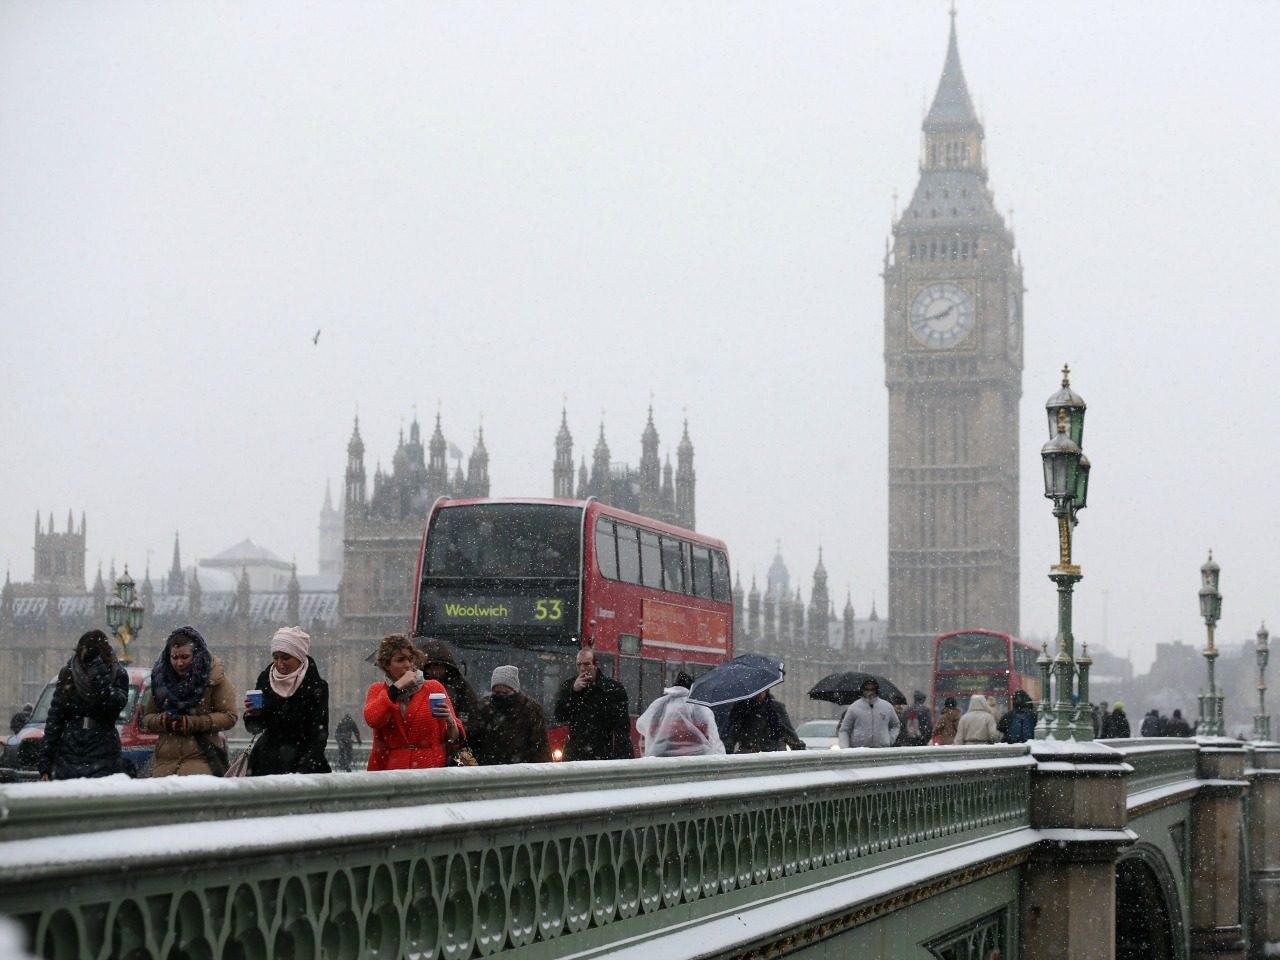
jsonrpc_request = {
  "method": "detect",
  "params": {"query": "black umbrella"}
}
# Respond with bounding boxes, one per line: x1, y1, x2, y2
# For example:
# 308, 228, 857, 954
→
688, 653, 785, 708
807, 671, 905, 706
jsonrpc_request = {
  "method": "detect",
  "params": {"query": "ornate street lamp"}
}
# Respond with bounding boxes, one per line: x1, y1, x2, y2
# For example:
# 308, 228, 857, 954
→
1195, 551, 1223, 737
1035, 365, 1093, 741
1255, 621, 1270, 741
104, 565, 145, 666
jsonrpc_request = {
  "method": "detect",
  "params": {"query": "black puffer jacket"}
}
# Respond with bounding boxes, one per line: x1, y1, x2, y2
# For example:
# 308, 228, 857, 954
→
40, 656, 129, 780
245, 658, 332, 775
723, 695, 805, 753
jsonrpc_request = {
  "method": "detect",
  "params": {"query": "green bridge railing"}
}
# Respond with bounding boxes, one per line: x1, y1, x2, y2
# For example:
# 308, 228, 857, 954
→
0, 746, 1037, 960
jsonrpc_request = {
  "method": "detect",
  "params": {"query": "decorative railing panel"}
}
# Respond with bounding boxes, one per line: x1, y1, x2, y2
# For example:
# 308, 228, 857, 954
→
1108, 740, 1200, 802
0, 747, 1035, 960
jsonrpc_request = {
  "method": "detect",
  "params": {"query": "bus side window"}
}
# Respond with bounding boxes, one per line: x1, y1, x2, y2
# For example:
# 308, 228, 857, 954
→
617, 524, 641, 584
689, 545, 713, 599
660, 536, 685, 594
640, 658, 663, 710
710, 550, 731, 602
619, 655, 643, 713
595, 518, 618, 580
639, 531, 662, 589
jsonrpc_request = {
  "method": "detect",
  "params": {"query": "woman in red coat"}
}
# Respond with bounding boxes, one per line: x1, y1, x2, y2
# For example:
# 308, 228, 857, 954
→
364, 635, 464, 771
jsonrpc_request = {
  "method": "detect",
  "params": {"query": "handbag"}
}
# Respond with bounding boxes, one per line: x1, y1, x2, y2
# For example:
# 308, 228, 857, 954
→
195, 732, 230, 777
225, 737, 257, 778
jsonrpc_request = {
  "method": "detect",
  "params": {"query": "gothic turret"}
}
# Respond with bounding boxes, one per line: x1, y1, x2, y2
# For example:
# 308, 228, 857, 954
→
576, 458, 589, 500
167, 532, 185, 596
237, 566, 251, 634
92, 564, 106, 622
345, 417, 367, 509
319, 480, 344, 578
466, 427, 490, 498
553, 409, 574, 499
675, 420, 695, 529
747, 576, 761, 642
287, 563, 301, 625
659, 457, 676, 524
426, 413, 449, 499
843, 592, 856, 653
2, 570, 14, 628
639, 406, 661, 517
188, 568, 203, 620
731, 572, 744, 641
808, 548, 831, 646
590, 424, 611, 501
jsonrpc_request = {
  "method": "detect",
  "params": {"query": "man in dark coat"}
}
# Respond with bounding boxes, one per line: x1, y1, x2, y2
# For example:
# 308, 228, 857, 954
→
40, 631, 129, 780
724, 691, 805, 753
1166, 709, 1193, 738
553, 649, 633, 760
334, 713, 362, 772
467, 665, 552, 765
1000, 690, 1038, 744
9, 703, 33, 736
1100, 702, 1131, 739
417, 637, 480, 724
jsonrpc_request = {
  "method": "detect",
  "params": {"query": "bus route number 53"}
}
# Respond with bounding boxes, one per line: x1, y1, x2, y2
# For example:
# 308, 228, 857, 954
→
534, 599, 563, 621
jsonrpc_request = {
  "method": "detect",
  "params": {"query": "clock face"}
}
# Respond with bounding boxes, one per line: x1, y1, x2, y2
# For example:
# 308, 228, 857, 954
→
909, 283, 974, 348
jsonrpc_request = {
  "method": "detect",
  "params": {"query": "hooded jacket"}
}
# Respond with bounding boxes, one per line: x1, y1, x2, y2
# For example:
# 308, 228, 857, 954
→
953, 695, 1000, 745
839, 695, 900, 748
142, 656, 238, 776
245, 656, 332, 775
418, 637, 480, 722
40, 654, 129, 779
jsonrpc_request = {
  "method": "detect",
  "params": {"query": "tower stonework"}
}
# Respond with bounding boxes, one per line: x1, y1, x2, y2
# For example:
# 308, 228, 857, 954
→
883, 16, 1023, 688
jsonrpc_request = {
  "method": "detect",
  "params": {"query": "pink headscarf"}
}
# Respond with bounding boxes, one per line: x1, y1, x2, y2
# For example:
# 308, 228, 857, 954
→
269, 626, 311, 698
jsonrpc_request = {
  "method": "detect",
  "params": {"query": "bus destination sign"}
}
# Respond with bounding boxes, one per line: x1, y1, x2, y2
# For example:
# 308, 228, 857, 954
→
424, 592, 577, 630
935, 672, 1009, 695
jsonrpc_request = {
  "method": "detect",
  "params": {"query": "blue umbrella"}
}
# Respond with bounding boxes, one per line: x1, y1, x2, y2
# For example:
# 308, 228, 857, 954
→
688, 653, 785, 708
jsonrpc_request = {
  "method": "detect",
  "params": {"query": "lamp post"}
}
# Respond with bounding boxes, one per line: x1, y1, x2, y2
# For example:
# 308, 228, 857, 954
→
104, 565, 145, 666
1195, 551, 1223, 737
1255, 621, 1270, 741
1035, 365, 1093, 741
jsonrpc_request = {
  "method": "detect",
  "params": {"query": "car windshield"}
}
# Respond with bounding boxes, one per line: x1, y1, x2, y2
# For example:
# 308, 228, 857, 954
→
796, 720, 838, 737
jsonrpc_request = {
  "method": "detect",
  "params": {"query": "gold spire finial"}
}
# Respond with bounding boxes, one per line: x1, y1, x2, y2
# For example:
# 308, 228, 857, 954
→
1061, 364, 1071, 387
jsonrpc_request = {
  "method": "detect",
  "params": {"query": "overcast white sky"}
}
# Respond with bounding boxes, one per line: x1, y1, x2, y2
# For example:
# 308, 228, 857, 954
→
2, 2, 1277, 672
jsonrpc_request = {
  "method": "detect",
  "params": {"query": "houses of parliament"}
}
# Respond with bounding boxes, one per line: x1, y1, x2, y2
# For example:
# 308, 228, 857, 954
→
0, 406, 708, 724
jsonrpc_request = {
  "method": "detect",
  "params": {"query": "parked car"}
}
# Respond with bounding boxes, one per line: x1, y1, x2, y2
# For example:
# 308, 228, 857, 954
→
4, 667, 158, 776
796, 718, 841, 751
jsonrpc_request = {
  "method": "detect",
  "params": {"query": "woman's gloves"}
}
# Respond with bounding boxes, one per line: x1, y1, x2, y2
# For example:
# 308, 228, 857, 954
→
161, 712, 193, 735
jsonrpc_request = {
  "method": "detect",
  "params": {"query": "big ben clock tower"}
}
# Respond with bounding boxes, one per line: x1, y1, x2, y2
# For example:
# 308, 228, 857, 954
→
884, 14, 1023, 688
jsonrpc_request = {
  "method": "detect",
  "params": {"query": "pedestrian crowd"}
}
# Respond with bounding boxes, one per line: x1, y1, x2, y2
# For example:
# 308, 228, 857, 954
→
26, 625, 1201, 783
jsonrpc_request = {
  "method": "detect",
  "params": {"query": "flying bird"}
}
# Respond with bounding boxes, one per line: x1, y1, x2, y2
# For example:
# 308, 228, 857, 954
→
312, 329, 321, 345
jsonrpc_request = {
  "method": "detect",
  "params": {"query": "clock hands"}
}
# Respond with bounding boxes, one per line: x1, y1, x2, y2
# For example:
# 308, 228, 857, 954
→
923, 302, 955, 324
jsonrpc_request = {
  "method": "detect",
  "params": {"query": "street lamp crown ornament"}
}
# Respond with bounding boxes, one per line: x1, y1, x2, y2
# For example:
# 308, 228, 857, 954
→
1045, 363, 1087, 446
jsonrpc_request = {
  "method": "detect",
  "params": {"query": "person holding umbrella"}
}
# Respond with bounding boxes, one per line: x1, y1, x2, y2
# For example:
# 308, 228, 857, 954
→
838, 678, 900, 748
688, 653, 805, 753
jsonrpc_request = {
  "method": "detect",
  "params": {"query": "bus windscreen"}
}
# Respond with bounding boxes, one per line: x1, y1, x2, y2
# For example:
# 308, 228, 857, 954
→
936, 632, 1010, 671
425, 503, 582, 579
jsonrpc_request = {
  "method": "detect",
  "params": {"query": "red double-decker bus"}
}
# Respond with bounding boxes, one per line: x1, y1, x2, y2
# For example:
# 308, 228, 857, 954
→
930, 629, 1041, 726
410, 497, 733, 743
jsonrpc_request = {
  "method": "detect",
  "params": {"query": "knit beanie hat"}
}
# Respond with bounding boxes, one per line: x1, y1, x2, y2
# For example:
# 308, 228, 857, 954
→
490, 665, 520, 693
272, 625, 311, 661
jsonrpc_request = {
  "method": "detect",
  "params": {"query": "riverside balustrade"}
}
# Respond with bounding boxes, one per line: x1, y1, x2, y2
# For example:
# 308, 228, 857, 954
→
0, 746, 1036, 960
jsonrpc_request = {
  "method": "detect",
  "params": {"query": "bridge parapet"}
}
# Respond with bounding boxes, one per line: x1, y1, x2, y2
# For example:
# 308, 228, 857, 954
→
0, 747, 1037, 960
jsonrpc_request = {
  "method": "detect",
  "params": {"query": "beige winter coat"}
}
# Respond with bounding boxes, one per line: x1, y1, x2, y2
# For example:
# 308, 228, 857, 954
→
952, 695, 1000, 745
142, 656, 238, 776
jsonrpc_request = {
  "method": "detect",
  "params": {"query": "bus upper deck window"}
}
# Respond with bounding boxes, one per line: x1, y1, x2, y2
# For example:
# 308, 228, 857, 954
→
595, 518, 619, 580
